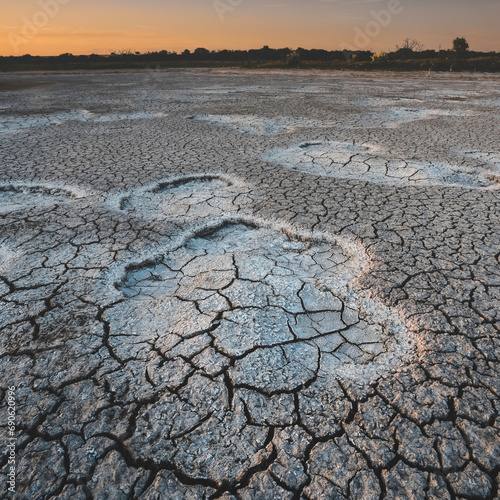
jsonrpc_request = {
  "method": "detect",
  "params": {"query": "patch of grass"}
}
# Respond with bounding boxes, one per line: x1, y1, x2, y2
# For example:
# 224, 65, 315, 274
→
1, 54, 500, 73
0, 81, 54, 91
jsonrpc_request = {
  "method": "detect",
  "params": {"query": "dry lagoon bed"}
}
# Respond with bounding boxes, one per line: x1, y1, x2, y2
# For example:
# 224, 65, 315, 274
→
0, 69, 500, 499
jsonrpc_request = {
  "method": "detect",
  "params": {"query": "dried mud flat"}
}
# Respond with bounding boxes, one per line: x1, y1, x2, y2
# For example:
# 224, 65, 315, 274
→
0, 69, 500, 499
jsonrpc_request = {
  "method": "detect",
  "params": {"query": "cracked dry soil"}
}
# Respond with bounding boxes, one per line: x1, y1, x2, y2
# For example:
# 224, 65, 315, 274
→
0, 69, 500, 499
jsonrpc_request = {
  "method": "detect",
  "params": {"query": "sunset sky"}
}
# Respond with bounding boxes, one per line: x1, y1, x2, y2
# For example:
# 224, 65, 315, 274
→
1, 0, 499, 57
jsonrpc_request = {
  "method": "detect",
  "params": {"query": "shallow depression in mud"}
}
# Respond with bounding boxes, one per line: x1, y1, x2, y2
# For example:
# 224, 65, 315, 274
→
0, 109, 167, 133
108, 218, 413, 393
0, 183, 85, 213
264, 141, 500, 189
115, 173, 250, 221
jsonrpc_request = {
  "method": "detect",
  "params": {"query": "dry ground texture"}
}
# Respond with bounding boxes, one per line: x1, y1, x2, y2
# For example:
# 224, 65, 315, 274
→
0, 68, 500, 499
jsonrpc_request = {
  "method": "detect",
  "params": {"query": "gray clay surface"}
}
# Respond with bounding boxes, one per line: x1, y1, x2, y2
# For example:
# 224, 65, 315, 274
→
0, 69, 499, 499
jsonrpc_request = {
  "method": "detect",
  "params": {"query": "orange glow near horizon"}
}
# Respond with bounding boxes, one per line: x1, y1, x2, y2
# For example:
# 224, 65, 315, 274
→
1, 0, 499, 57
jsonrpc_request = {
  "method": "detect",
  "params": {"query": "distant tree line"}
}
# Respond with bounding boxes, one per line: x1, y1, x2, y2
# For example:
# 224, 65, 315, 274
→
1, 38, 499, 72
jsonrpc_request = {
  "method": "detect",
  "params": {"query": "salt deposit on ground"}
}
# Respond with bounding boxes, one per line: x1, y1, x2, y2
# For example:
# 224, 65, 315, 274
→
1, 69, 499, 499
